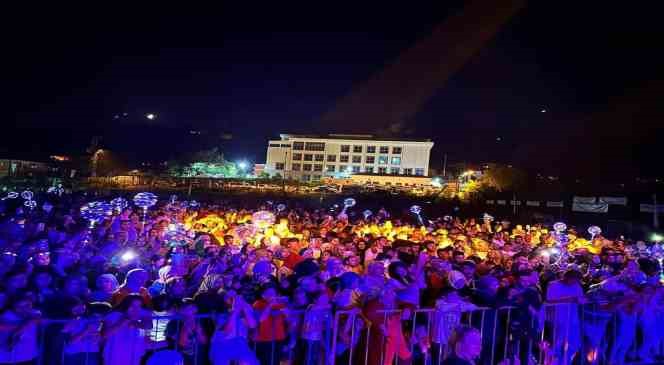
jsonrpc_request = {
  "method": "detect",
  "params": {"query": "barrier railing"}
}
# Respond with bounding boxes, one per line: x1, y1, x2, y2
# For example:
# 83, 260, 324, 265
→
1, 303, 662, 365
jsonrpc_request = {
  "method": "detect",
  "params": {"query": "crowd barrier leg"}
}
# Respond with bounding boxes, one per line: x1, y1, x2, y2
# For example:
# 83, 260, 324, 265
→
331, 312, 340, 365
503, 308, 511, 362
563, 303, 571, 365
425, 311, 432, 365
379, 312, 387, 365
349, 313, 357, 365
365, 324, 371, 365
490, 309, 498, 365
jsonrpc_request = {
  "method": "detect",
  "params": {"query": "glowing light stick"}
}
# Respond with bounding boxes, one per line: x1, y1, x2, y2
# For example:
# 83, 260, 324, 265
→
551, 222, 569, 267
80, 201, 113, 228
24, 200, 37, 209
47, 184, 64, 196
410, 205, 423, 225
170, 195, 178, 204
21, 191, 34, 201
133, 192, 158, 221
588, 226, 602, 240
188, 200, 200, 208
120, 250, 138, 263
2, 192, 18, 200
363, 210, 373, 219
110, 197, 128, 213
277, 204, 286, 213
340, 198, 356, 216
252, 210, 276, 226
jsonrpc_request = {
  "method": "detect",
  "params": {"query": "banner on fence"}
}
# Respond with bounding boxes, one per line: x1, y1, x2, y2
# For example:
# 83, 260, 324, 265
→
526, 201, 540, 207
573, 196, 596, 204
640, 204, 664, 213
496, 200, 506, 205
599, 196, 628, 206
572, 202, 609, 213
546, 201, 564, 207
510, 200, 521, 205
486, 200, 495, 205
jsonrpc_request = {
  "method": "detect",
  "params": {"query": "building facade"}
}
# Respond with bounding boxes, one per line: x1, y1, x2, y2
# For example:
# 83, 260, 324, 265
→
0, 159, 52, 177
264, 134, 434, 182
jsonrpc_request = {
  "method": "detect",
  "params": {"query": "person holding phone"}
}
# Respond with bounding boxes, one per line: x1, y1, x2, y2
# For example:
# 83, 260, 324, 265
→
211, 291, 258, 365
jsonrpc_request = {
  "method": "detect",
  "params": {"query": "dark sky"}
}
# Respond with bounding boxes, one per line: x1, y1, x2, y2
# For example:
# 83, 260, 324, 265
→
3, 2, 663, 182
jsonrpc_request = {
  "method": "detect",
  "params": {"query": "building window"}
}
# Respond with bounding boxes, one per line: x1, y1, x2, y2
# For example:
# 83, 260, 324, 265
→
275, 163, 285, 170
378, 156, 388, 164
391, 157, 401, 165
292, 153, 302, 161
390, 167, 400, 175
339, 165, 348, 173
352, 156, 362, 163
327, 155, 336, 162
378, 167, 387, 174
365, 156, 375, 164
314, 164, 323, 172
304, 142, 325, 151
392, 146, 402, 154
415, 168, 425, 176
292, 163, 301, 171
303, 164, 312, 171
340, 145, 350, 153
403, 168, 413, 175
304, 154, 313, 161
379, 146, 389, 154
327, 165, 336, 172
366, 146, 376, 154
353, 145, 363, 153
315, 154, 324, 162
293, 142, 304, 150
302, 174, 311, 181
364, 166, 374, 173
280, 144, 291, 148
340, 155, 349, 163
269, 144, 281, 147
312, 175, 321, 181
352, 165, 361, 173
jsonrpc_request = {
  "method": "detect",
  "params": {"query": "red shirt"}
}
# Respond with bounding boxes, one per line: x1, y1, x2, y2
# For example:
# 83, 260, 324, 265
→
111, 287, 152, 308
283, 252, 304, 270
253, 300, 287, 341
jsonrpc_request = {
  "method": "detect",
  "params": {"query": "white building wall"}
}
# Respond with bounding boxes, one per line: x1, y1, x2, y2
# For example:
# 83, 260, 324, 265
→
264, 135, 433, 181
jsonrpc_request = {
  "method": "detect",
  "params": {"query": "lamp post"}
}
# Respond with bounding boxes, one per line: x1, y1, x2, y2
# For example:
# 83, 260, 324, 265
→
282, 151, 288, 194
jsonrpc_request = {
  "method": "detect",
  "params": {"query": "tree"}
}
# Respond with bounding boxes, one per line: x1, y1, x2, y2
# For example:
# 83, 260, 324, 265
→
168, 148, 239, 178
480, 165, 527, 192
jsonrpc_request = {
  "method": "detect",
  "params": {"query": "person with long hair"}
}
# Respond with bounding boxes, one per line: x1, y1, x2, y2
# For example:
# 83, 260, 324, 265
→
102, 294, 152, 365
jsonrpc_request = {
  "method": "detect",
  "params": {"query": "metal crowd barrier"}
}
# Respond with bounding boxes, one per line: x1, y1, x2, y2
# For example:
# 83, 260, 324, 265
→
2, 303, 663, 365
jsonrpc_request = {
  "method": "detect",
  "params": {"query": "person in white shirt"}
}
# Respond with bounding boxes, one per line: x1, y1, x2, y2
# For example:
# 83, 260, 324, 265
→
545, 270, 585, 365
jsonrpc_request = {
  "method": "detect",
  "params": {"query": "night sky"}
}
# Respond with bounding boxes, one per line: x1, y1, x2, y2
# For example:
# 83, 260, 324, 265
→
4, 2, 663, 183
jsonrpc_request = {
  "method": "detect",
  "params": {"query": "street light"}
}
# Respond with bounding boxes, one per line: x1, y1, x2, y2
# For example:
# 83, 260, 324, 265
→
237, 161, 248, 170
146, 113, 156, 120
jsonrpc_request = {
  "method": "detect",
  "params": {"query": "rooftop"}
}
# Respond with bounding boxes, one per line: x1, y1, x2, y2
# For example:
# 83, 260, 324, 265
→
279, 133, 433, 143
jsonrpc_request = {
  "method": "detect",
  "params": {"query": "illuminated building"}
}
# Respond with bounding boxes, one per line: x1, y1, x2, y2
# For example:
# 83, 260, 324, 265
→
264, 134, 434, 182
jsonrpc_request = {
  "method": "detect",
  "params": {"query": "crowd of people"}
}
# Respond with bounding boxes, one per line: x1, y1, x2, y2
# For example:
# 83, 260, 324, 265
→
0, 190, 663, 365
